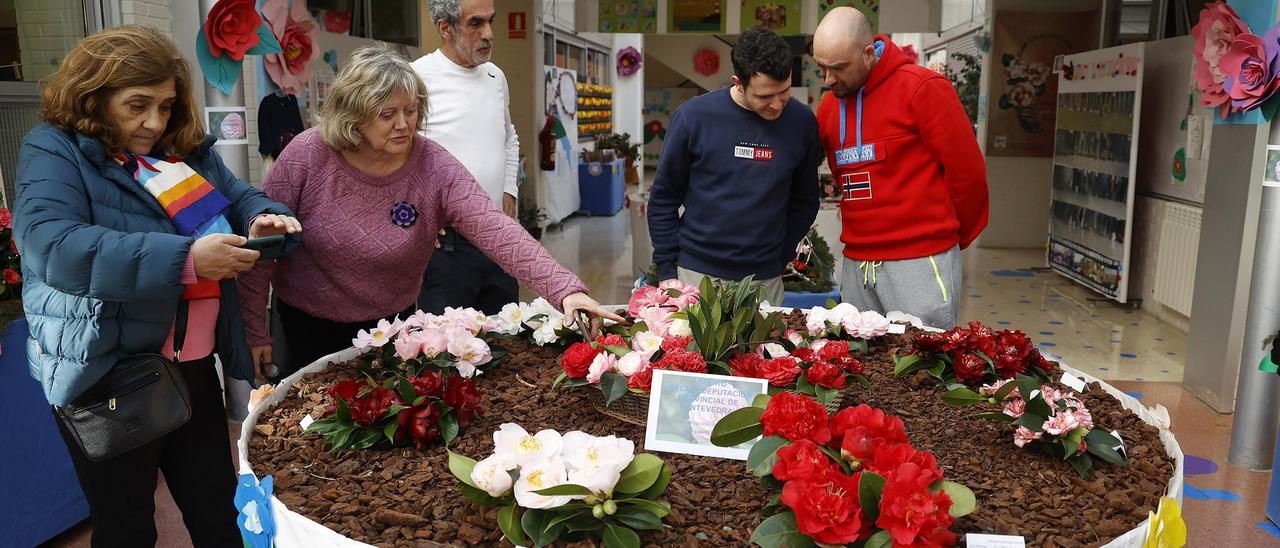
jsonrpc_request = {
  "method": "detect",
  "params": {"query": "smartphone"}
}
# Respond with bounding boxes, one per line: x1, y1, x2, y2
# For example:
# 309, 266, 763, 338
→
241, 235, 285, 262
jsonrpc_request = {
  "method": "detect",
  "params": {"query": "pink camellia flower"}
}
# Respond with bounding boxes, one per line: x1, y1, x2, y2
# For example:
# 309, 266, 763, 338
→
587, 352, 618, 383
1013, 426, 1042, 448
419, 329, 449, 358
394, 331, 426, 361
1192, 1, 1249, 113
1042, 410, 1082, 437
841, 310, 890, 339
784, 330, 805, 346
627, 286, 667, 316
657, 279, 700, 308
635, 306, 673, 337
1073, 405, 1095, 430
616, 351, 648, 376
448, 335, 492, 377
1222, 31, 1280, 112
980, 379, 1019, 399
1003, 398, 1026, 419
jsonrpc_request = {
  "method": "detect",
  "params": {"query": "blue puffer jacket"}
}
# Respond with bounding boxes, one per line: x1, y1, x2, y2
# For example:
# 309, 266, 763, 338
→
14, 123, 300, 406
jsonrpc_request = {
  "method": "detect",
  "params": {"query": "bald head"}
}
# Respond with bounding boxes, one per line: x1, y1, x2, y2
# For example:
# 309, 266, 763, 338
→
812, 7, 877, 98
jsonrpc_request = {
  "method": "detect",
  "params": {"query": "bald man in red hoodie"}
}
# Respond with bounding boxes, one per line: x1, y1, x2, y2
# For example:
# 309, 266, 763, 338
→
813, 7, 989, 329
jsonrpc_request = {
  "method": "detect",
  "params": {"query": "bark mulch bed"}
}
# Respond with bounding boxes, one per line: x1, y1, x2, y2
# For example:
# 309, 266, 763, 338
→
248, 313, 1175, 548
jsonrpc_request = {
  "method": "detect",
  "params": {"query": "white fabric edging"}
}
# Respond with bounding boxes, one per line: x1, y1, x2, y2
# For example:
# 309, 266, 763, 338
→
237, 314, 1183, 547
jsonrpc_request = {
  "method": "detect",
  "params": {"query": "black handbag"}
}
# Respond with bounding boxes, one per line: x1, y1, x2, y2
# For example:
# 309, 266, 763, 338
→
55, 300, 194, 462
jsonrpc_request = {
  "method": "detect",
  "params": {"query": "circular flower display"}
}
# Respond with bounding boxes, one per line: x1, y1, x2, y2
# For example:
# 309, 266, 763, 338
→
693, 48, 720, 76
1192, 1, 1249, 112
616, 46, 642, 77
205, 0, 262, 61
390, 201, 418, 228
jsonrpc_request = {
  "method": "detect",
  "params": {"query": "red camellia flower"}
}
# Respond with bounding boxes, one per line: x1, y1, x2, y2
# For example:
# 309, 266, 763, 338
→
869, 444, 944, 487
409, 371, 443, 397
829, 405, 909, 463
3, 269, 20, 286
790, 347, 817, 363
912, 332, 946, 353
1031, 348, 1058, 376
952, 352, 987, 384
443, 374, 485, 429
818, 340, 851, 362
729, 352, 765, 378
348, 388, 396, 427
877, 463, 956, 548
397, 402, 442, 449
996, 330, 1033, 359
941, 328, 969, 353
661, 335, 694, 352
204, 0, 263, 61
773, 439, 840, 482
596, 333, 627, 348
654, 349, 707, 373
693, 48, 720, 76
328, 380, 361, 402
0, 208, 12, 229
627, 366, 655, 392
760, 357, 802, 387
561, 341, 600, 378
761, 392, 832, 444
806, 360, 847, 389
780, 473, 871, 545
843, 357, 866, 375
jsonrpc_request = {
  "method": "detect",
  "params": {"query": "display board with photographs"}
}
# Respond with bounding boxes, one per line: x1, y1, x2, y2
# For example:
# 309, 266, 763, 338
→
1049, 43, 1143, 303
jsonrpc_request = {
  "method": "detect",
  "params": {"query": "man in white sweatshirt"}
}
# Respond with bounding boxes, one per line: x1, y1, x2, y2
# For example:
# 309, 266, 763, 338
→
414, 0, 521, 314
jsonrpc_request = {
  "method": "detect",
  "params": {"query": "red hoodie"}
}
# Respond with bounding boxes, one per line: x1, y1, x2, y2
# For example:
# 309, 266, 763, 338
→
817, 36, 989, 262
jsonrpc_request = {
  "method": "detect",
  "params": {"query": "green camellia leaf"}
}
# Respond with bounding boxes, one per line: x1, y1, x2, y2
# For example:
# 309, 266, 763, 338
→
941, 387, 985, 406
892, 354, 922, 376
448, 450, 479, 487
457, 483, 502, 506
1085, 429, 1127, 465
636, 464, 672, 500
615, 454, 663, 494
604, 345, 631, 357
521, 509, 563, 547
752, 393, 773, 409
612, 506, 664, 530
622, 498, 671, 518
1068, 453, 1094, 477
814, 385, 838, 404
864, 530, 892, 548
710, 406, 764, 447
383, 420, 399, 443
747, 436, 790, 477
858, 471, 886, 522
973, 411, 1016, 422
994, 379, 1020, 401
601, 371, 630, 406
532, 483, 595, 497
1012, 412, 1046, 433
603, 523, 641, 548
441, 411, 459, 446
940, 481, 977, 517
543, 509, 592, 535
750, 511, 814, 548
498, 505, 526, 545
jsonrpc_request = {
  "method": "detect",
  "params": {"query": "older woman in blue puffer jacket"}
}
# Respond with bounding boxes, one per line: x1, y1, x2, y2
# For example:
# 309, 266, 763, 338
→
14, 26, 301, 547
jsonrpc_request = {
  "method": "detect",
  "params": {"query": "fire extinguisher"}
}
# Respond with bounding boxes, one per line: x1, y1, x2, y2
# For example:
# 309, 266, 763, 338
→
539, 115, 557, 171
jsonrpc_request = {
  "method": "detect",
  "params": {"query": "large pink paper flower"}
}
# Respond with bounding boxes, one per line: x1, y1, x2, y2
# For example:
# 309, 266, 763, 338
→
262, 0, 319, 95
1223, 31, 1280, 112
1192, 2, 1249, 113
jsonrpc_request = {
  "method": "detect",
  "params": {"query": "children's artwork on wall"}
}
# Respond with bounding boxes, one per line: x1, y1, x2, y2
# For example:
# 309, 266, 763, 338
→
668, 0, 726, 33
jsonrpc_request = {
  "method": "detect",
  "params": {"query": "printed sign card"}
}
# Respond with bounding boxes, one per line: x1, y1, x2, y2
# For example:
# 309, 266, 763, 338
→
643, 370, 769, 460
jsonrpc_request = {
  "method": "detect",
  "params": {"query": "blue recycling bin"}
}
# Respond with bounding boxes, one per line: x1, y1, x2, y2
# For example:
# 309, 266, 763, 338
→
783, 286, 842, 309
0, 318, 90, 546
578, 159, 625, 216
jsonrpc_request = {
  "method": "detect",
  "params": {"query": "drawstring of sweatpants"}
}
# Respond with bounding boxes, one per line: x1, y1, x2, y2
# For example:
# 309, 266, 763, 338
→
860, 260, 883, 287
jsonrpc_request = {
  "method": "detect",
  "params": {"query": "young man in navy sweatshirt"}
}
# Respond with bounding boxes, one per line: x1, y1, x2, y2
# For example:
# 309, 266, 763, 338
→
647, 27, 821, 305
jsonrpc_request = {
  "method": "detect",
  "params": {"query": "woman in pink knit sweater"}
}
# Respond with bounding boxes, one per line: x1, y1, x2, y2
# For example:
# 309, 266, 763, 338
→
239, 44, 620, 378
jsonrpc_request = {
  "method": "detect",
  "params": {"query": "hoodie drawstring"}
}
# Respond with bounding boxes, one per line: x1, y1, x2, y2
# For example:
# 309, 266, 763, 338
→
860, 260, 883, 288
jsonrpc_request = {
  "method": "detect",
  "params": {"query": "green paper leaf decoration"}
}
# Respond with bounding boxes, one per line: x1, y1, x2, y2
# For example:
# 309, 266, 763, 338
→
196, 28, 243, 96
245, 23, 283, 55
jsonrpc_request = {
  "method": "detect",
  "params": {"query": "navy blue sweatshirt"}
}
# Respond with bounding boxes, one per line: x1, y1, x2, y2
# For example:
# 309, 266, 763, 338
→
648, 87, 821, 282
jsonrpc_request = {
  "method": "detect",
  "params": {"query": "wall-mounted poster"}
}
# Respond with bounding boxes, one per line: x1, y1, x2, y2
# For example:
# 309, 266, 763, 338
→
668, 0, 726, 33
986, 10, 1098, 157
817, 0, 878, 33
1049, 43, 1144, 304
643, 88, 700, 164
741, 0, 803, 34
598, 0, 658, 33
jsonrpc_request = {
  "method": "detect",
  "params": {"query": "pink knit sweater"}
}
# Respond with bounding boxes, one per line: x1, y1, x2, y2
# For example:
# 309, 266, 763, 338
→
238, 129, 587, 346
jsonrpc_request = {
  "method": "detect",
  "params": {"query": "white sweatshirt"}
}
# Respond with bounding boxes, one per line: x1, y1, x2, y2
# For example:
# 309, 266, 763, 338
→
411, 49, 519, 204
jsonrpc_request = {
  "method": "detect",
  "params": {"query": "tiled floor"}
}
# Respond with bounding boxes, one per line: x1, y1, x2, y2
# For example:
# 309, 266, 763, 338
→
44, 212, 1280, 547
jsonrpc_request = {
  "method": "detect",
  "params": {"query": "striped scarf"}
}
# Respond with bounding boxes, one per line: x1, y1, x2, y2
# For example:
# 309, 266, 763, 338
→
120, 153, 233, 300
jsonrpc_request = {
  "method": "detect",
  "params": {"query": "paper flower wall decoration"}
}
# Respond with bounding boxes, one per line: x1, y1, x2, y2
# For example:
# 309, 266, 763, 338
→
1192, 2, 1249, 114
196, 0, 282, 96
617, 46, 642, 77
693, 48, 720, 76
262, 0, 321, 96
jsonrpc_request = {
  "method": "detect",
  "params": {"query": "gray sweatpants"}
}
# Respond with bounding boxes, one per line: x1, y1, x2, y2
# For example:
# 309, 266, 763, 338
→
839, 245, 962, 329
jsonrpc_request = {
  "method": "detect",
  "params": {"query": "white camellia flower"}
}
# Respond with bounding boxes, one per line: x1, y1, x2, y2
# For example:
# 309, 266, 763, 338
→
616, 351, 648, 376
561, 431, 635, 496
513, 459, 572, 509
493, 303, 526, 335
494, 423, 563, 466
828, 303, 860, 325
668, 318, 692, 337
761, 343, 789, 359
352, 318, 397, 351
809, 339, 828, 354
805, 306, 830, 336
471, 453, 516, 497
631, 330, 665, 357
531, 316, 564, 346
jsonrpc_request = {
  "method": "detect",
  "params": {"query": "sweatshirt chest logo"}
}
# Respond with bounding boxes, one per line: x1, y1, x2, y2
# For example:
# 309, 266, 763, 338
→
841, 172, 872, 201
733, 142, 774, 161
835, 144, 876, 166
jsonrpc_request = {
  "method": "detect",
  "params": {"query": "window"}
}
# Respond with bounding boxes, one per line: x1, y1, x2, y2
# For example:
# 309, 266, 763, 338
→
308, 0, 419, 46
0, 0, 88, 82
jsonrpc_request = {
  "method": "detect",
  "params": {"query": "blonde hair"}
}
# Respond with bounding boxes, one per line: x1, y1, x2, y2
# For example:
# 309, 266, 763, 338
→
319, 44, 428, 150
41, 25, 205, 157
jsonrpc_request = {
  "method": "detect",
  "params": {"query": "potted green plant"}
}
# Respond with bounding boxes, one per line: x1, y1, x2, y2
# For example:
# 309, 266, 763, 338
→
594, 133, 641, 184
519, 204, 549, 240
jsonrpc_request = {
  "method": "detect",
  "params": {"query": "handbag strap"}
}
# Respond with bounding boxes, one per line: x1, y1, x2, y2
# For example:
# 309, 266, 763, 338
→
173, 299, 190, 362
